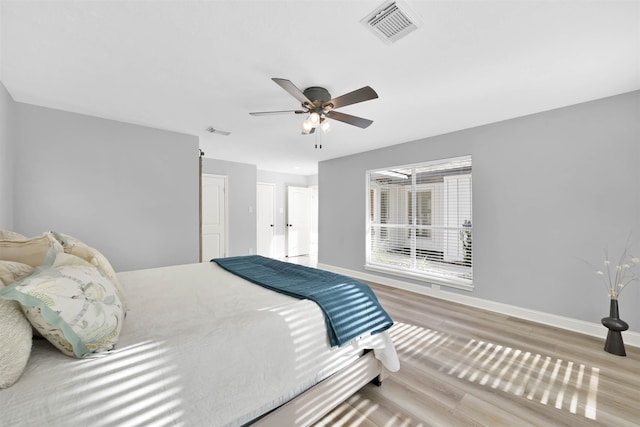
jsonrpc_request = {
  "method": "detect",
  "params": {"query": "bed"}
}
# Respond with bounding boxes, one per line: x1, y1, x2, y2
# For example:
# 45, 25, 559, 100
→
0, 233, 399, 427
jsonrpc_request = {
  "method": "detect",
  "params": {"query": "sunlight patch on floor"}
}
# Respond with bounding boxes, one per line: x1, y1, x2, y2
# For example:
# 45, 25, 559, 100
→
389, 322, 600, 421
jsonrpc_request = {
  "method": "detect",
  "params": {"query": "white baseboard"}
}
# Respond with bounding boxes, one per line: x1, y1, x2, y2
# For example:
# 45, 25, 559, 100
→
318, 263, 640, 348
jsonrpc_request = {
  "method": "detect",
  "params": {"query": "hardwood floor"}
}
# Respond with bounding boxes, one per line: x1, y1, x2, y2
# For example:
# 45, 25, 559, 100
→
314, 282, 640, 426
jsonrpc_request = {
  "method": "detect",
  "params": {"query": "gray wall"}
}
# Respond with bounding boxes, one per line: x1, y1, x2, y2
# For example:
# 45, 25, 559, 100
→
257, 170, 316, 258
202, 158, 257, 257
13, 103, 200, 272
0, 81, 14, 230
319, 91, 640, 332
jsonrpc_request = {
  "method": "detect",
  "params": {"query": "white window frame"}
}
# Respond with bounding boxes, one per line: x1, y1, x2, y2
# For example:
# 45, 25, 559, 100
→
365, 156, 473, 291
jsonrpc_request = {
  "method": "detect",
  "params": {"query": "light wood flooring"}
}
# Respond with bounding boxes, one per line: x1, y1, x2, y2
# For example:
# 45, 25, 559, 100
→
314, 282, 640, 427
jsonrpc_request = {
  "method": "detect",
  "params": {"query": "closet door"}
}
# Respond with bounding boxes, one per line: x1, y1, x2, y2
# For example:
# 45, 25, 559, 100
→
257, 183, 275, 257
286, 186, 311, 257
201, 174, 227, 261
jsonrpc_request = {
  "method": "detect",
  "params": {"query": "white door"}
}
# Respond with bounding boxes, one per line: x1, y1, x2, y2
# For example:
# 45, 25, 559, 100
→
310, 185, 318, 256
287, 186, 311, 257
256, 183, 275, 257
201, 174, 227, 261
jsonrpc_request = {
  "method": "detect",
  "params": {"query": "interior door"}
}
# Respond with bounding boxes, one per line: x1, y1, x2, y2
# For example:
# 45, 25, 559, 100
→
310, 185, 318, 256
256, 183, 275, 257
201, 174, 227, 261
287, 186, 311, 257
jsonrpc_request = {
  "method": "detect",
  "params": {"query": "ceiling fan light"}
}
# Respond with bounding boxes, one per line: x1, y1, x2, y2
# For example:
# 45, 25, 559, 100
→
320, 119, 331, 133
308, 112, 320, 126
302, 119, 313, 132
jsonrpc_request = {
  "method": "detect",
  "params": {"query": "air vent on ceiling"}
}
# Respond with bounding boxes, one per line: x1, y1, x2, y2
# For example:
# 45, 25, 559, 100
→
206, 126, 231, 136
361, 0, 421, 44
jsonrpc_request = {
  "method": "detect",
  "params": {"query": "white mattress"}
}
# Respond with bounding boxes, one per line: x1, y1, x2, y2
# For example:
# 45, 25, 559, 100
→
0, 262, 398, 427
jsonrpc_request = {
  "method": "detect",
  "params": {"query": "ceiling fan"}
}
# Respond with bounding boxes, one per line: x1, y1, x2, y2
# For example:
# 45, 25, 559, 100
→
250, 78, 378, 134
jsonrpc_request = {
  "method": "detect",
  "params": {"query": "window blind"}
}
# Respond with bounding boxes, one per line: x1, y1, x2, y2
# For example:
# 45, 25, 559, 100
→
366, 156, 473, 289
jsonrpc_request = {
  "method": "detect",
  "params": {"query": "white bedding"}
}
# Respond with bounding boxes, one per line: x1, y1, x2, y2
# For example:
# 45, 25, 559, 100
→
0, 262, 398, 427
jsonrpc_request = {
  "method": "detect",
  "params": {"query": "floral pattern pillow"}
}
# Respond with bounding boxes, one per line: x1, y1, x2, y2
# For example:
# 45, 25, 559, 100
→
50, 231, 128, 310
0, 248, 125, 358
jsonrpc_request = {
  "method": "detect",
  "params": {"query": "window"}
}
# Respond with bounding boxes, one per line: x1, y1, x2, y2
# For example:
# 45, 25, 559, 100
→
366, 156, 473, 290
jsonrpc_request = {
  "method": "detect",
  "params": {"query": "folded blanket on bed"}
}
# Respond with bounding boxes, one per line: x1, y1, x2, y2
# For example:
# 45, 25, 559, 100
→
212, 255, 393, 347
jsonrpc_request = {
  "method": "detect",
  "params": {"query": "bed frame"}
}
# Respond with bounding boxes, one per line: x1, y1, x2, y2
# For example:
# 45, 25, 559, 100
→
252, 351, 386, 426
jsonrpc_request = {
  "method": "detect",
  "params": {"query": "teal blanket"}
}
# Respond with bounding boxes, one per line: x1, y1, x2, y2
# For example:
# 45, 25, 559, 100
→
212, 256, 393, 347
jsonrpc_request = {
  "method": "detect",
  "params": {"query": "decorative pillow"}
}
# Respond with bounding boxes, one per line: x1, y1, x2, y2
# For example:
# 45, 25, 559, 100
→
0, 261, 35, 286
50, 231, 128, 310
0, 263, 33, 389
0, 295, 33, 388
0, 233, 59, 268
0, 248, 125, 358
0, 230, 28, 241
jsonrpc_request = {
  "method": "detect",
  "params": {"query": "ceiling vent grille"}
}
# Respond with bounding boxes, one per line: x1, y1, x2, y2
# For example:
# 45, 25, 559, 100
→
361, 0, 421, 44
206, 126, 231, 136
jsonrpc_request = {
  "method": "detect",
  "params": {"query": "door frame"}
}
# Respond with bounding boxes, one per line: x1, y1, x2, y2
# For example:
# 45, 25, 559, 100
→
200, 173, 229, 261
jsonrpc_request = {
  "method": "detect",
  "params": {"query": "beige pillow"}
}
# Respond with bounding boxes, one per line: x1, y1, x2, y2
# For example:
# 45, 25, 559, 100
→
0, 298, 33, 388
50, 232, 128, 310
0, 230, 28, 241
0, 263, 33, 388
0, 261, 35, 286
0, 234, 58, 267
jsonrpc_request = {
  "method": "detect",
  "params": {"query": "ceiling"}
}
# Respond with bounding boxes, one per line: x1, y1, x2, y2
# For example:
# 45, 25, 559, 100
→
1, 1, 639, 175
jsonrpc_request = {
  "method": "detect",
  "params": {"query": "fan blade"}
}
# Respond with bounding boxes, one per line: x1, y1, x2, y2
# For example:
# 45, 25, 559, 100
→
272, 78, 316, 108
325, 110, 373, 129
323, 86, 378, 110
250, 109, 306, 116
